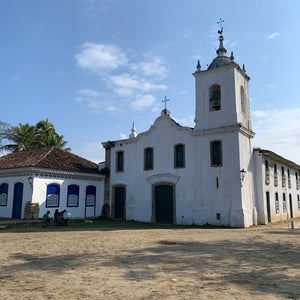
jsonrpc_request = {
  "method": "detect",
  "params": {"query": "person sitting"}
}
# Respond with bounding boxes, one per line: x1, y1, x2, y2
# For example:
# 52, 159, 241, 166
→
54, 209, 64, 225
43, 211, 53, 226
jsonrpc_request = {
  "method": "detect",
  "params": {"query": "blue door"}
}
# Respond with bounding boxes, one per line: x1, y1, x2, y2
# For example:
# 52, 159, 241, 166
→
12, 182, 24, 219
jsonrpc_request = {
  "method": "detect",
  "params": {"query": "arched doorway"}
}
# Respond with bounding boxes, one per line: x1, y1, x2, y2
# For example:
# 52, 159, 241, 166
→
12, 182, 24, 219
154, 184, 174, 224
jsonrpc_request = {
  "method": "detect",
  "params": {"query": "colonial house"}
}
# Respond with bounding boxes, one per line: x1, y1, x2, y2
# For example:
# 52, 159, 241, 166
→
100, 29, 300, 227
0, 147, 104, 220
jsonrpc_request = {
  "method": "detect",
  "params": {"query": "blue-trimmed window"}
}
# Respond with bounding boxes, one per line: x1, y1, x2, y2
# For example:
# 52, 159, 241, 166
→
67, 184, 79, 207
0, 183, 8, 206
46, 183, 60, 207
174, 144, 185, 168
86, 185, 96, 207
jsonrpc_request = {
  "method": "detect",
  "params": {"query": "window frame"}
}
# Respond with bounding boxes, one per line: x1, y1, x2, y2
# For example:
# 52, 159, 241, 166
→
85, 185, 96, 207
67, 184, 79, 207
116, 151, 124, 172
174, 143, 185, 168
210, 140, 222, 167
144, 147, 154, 170
209, 84, 221, 112
0, 183, 8, 206
46, 183, 60, 208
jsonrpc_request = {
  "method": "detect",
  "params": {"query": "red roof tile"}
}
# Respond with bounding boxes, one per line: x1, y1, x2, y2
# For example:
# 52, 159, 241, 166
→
0, 147, 100, 174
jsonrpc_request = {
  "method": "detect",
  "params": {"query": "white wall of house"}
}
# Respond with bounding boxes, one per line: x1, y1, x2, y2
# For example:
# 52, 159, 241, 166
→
0, 172, 104, 219
253, 151, 300, 224
0, 174, 32, 219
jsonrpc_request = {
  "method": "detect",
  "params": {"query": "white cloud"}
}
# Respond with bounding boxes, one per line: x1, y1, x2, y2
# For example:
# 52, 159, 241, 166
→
76, 90, 120, 114
77, 89, 102, 97
109, 73, 167, 96
131, 94, 156, 110
252, 108, 300, 164
75, 42, 128, 73
75, 44, 168, 113
266, 32, 280, 40
131, 57, 167, 78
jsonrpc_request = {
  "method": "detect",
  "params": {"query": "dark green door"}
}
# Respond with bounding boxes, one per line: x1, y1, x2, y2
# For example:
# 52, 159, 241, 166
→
155, 185, 173, 224
12, 182, 24, 219
114, 186, 125, 219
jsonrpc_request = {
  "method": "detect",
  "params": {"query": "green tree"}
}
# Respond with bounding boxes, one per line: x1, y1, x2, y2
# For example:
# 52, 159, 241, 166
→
35, 118, 70, 150
1, 123, 37, 152
0, 119, 70, 152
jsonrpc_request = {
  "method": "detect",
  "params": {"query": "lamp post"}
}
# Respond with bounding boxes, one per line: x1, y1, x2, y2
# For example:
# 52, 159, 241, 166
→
28, 175, 34, 194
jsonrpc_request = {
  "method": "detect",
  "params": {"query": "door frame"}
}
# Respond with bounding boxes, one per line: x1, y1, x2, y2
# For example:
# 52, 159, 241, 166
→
12, 182, 24, 219
112, 185, 126, 219
152, 183, 175, 224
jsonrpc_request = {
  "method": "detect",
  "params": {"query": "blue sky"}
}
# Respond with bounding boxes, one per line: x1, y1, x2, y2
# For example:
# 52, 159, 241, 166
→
1, 0, 300, 163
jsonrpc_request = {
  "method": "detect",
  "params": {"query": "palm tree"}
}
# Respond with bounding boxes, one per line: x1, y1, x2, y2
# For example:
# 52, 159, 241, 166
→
1, 123, 37, 152
39, 132, 70, 151
0, 119, 70, 152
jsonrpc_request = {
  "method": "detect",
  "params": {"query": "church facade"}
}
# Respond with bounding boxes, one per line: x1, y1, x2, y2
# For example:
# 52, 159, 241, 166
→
101, 29, 300, 227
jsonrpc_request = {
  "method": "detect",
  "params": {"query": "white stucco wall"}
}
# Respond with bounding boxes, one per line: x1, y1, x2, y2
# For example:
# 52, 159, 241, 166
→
109, 111, 256, 227
253, 150, 300, 224
0, 172, 104, 219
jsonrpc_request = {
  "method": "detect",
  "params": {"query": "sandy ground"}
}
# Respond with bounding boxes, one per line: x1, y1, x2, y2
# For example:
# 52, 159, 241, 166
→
0, 221, 300, 300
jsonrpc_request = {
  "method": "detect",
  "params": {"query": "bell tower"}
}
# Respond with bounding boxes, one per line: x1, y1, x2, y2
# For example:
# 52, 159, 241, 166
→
193, 21, 252, 132
192, 20, 256, 227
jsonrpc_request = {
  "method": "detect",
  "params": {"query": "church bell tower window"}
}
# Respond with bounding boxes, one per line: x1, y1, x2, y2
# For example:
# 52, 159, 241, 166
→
210, 140, 222, 167
209, 84, 221, 111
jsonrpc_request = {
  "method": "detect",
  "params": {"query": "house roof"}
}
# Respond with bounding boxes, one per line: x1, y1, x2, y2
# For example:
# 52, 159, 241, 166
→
0, 147, 100, 175
254, 148, 300, 170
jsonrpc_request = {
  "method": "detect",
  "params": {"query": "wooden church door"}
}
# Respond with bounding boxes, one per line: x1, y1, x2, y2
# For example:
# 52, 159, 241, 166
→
114, 186, 125, 219
155, 185, 174, 224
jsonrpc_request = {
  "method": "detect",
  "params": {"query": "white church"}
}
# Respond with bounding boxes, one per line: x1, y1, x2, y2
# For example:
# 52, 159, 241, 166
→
0, 26, 299, 227
101, 27, 300, 227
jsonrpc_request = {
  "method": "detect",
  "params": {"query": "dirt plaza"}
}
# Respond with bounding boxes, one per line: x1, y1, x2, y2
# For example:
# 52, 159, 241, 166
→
0, 220, 299, 300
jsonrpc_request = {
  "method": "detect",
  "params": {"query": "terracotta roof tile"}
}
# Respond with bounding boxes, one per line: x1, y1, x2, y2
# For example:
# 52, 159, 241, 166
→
0, 147, 100, 174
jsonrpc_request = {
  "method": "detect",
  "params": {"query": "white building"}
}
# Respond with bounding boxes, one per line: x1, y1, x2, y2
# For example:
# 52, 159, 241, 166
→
101, 29, 300, 227
0, 147, 104, 220
1, 29, 299, 226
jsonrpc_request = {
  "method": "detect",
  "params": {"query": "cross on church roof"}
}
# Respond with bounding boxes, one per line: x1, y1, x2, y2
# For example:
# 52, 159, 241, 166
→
162, 96, 170, 110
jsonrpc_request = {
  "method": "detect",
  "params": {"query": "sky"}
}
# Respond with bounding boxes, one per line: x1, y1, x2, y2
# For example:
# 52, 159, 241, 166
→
1, 0, 300, 164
